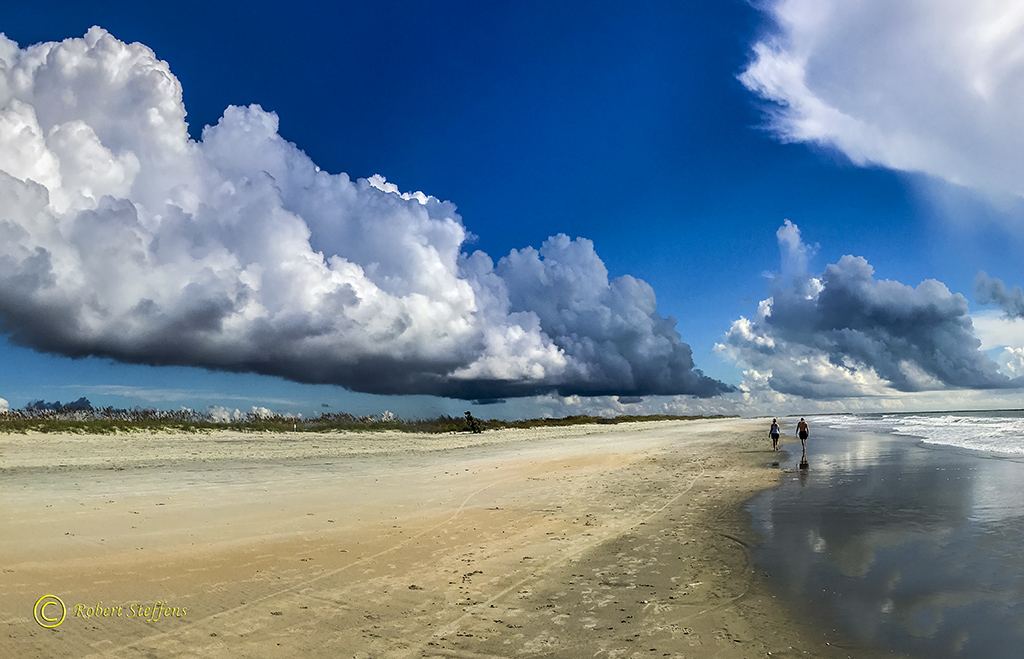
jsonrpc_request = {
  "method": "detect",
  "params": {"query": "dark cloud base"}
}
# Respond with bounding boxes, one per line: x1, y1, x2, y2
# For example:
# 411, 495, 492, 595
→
2, 327, 732, 401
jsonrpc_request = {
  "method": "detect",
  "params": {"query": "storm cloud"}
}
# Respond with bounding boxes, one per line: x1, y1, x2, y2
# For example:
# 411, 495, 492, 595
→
0, 28, 730, 400
718, 222, 1012, 398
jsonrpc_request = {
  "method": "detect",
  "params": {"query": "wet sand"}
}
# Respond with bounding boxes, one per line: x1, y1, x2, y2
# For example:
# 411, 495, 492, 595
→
1, 419, 893, 658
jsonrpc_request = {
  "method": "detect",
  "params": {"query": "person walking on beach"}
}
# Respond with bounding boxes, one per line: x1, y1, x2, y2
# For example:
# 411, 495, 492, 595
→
796, 418, 809, 450
769, 418, 781, 451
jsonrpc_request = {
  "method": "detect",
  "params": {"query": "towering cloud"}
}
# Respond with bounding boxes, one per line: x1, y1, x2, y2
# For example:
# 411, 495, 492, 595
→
718, 222, 1012, 399
741, 0, 1024, 199
0, 28, 729, 400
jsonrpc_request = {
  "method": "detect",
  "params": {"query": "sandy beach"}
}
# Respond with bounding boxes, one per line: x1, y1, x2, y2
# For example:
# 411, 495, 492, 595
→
1, 418, 893, 658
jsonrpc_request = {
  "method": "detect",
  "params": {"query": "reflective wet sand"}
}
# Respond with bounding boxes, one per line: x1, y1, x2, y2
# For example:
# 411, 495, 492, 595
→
749, 424, 1024, 658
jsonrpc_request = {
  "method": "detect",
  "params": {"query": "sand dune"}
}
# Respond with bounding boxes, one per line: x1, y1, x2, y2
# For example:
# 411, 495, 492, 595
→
1, 419, 889, 657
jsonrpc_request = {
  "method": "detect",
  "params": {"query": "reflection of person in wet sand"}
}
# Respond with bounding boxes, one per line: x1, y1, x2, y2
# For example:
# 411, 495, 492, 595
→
769, 418, 780, 451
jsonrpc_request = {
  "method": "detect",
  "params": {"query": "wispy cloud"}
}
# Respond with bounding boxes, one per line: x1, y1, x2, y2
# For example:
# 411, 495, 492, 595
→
741, 0, 1024, 200
60, 384, 301, 409
0, 28, 730, 401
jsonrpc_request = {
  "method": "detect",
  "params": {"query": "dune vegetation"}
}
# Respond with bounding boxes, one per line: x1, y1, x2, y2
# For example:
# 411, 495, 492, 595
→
0, 404, 731, 435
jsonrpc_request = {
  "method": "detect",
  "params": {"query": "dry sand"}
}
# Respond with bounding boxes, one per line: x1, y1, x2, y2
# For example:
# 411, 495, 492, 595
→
1, 418, 892, 658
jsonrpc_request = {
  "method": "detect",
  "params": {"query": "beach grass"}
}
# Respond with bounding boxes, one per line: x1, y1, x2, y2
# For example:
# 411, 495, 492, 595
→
0, 407, 734, 435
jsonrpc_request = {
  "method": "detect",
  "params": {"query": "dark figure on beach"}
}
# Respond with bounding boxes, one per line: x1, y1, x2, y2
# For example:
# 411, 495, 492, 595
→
796, 417, 809, 469
769, 419, 781, 451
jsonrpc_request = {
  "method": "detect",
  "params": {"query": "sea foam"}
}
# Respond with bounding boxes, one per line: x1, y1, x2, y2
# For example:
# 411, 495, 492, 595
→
817, 412, 1024, 456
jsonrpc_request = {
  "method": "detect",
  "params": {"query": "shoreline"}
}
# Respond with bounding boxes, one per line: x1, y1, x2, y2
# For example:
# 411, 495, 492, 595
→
2, 418, 895, 658
752, 414, 1024, 658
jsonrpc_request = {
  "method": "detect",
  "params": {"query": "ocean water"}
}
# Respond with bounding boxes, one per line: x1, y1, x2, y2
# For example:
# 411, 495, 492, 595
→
747, 411, 1024, 658
827, 410, 1024, 456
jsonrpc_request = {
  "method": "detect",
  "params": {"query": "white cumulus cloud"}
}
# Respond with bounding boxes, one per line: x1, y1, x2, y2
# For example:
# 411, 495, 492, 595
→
0, 27, 730, 401
741, 0, 1024, 199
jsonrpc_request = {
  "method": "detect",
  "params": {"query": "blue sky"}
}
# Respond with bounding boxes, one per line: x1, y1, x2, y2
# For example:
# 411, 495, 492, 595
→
2, 0, 1024, 419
